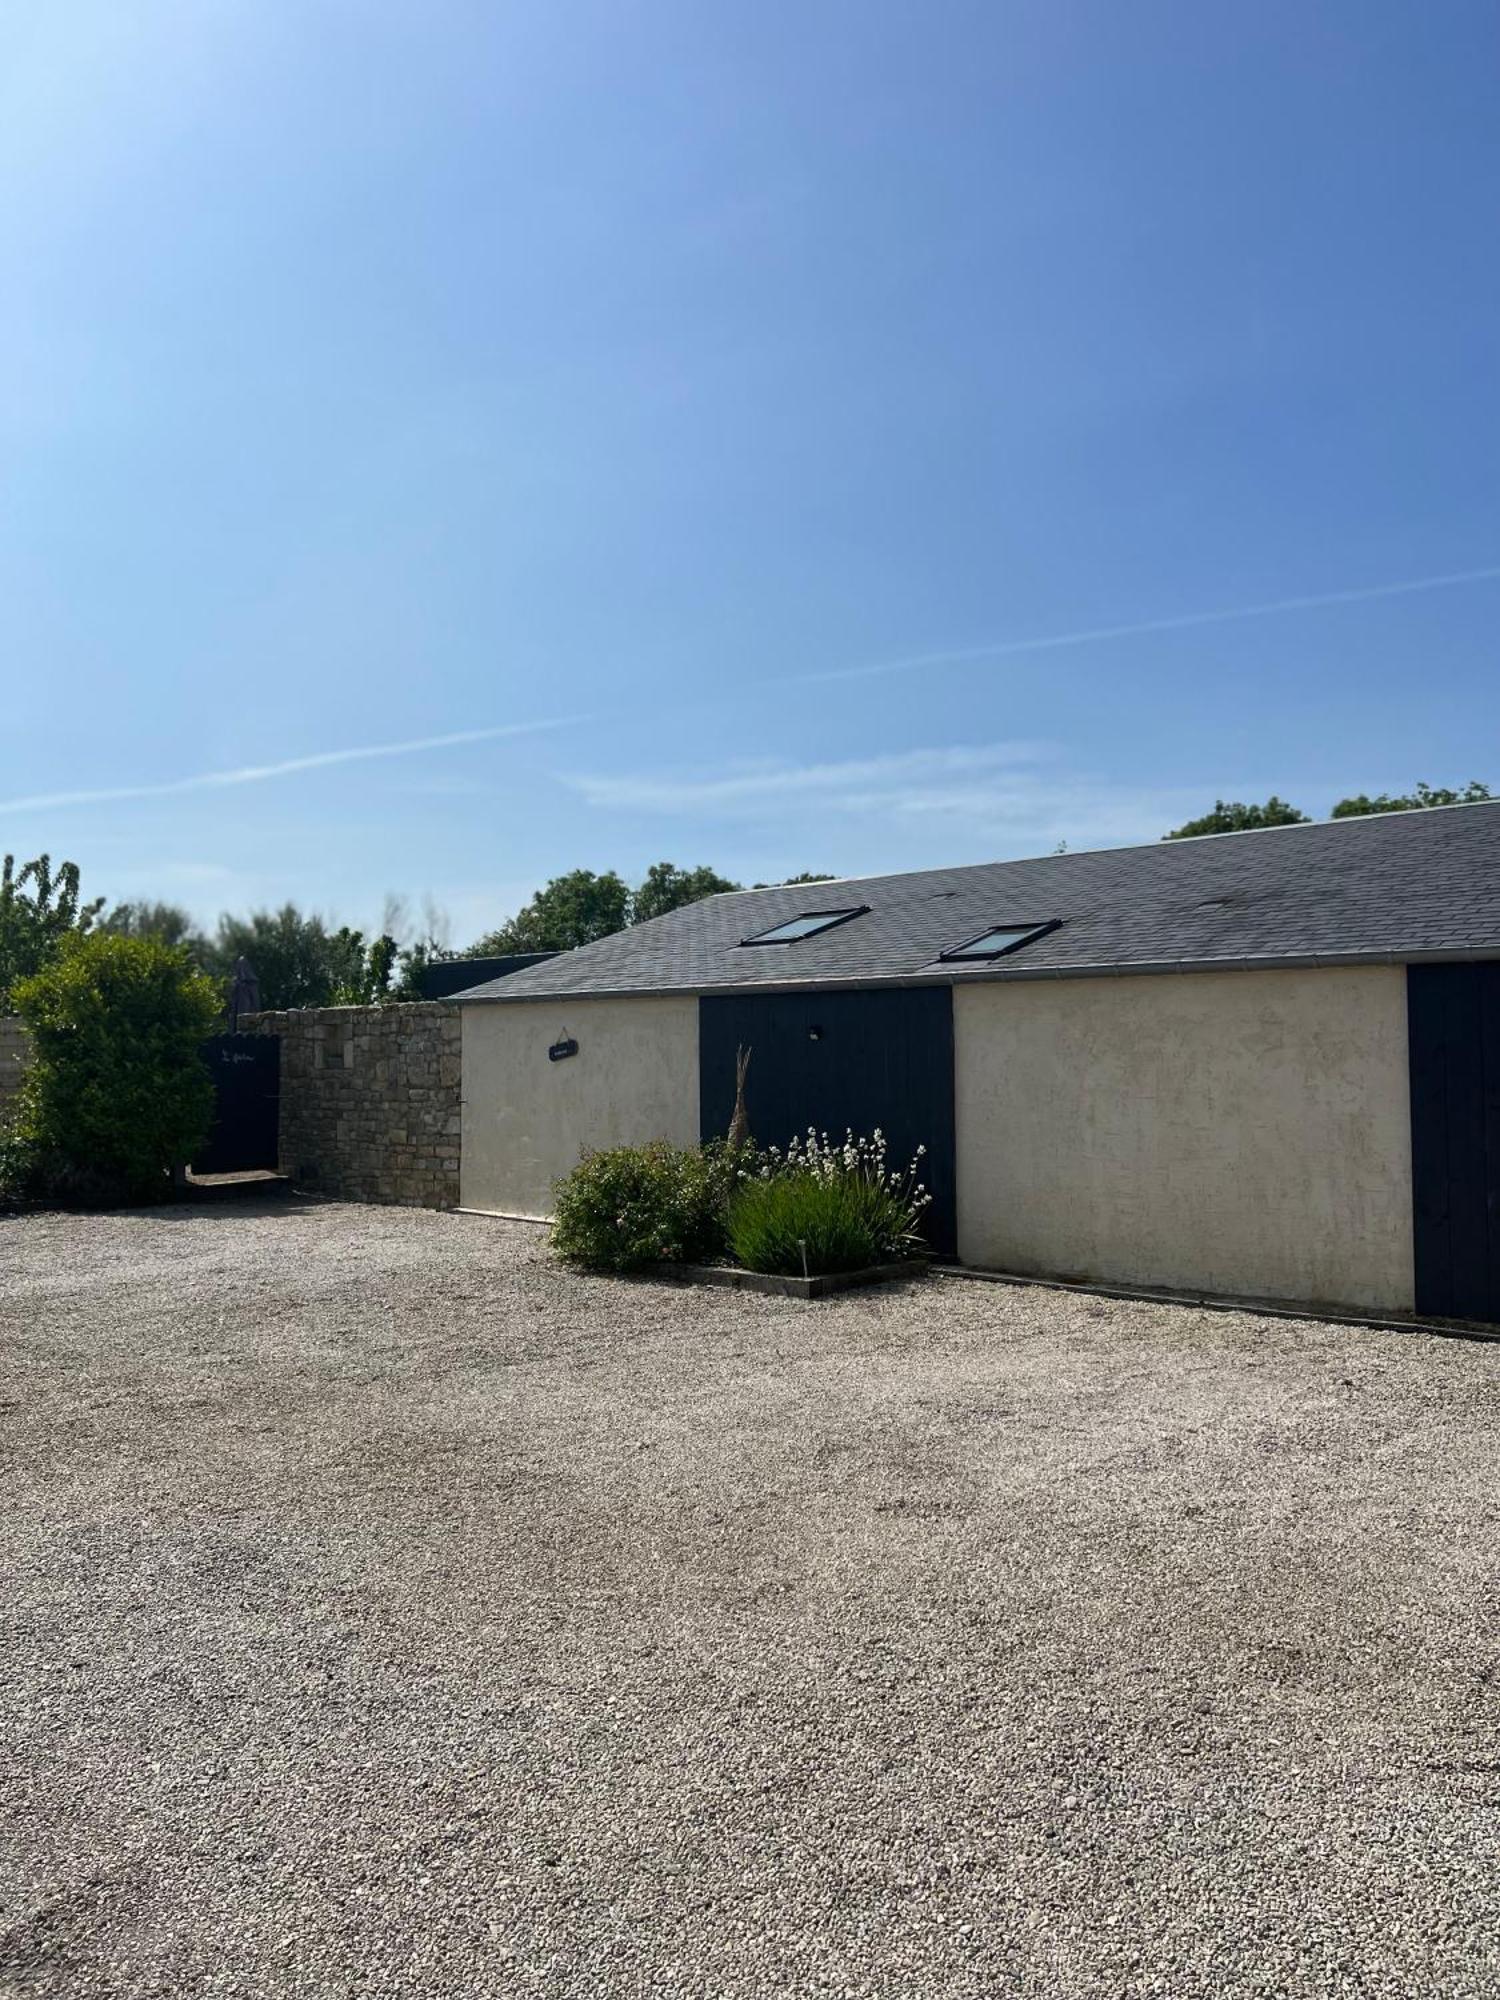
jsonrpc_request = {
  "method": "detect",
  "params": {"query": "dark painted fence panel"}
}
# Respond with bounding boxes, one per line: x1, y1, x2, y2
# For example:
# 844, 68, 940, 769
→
1408, 964, 1500, 1322
195, 1034, 280, 1175
699, 986, 957, 1258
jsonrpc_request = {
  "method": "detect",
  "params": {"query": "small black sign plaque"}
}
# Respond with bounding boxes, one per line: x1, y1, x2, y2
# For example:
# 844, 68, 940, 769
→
548, 1037, 578, 1063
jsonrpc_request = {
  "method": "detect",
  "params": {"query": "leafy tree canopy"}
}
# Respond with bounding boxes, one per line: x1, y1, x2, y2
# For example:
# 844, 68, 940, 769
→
100, 900, 205, 954
0, 853, 104, 1011
326, 928, 400, 1006
1165, 781, 1493, 840
1331, 780, 1492, 818
471, 869, 633, 955
1164, 797, 1311, 840
207, 905, 358, 1012
467, 862, 838, 954
633, 862, 741, 926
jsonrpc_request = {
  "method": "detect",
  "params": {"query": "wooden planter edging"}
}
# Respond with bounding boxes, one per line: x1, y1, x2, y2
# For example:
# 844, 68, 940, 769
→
658, 1258, 929, 1300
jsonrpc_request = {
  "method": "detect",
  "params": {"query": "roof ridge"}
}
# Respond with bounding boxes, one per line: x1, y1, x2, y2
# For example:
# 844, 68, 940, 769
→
454, 795, 1500, 1003
707, 794, 1500, 900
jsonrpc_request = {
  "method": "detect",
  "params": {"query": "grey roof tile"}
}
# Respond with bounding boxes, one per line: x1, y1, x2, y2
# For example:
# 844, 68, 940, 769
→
454, 802, 1500, 1002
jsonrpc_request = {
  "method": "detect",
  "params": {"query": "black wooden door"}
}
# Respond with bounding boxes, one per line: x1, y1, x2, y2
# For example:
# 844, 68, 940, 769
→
699, 987, 957, 1257
1408, 964, 1500, 1322
194, 1035, 281, 1174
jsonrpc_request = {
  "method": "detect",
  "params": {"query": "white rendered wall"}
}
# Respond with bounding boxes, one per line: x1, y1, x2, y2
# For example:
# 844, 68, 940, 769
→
460, 995, 700, 1217
953, 967, 1414, 1311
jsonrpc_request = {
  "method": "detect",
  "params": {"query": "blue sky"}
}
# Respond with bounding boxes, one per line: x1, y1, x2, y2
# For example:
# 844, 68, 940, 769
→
3, 1, 1496, 946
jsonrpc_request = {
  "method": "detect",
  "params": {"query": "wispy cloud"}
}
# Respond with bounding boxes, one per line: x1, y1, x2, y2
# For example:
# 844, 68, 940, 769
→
569, 743, 1054, 814
568, 743, 1210, 851
5, 560, 1497, 824
0, 716, 591, 816
786, 562, 1500, 688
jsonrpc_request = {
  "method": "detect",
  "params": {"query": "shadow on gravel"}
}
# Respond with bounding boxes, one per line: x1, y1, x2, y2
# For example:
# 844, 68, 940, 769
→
126, 1196, 322, 1226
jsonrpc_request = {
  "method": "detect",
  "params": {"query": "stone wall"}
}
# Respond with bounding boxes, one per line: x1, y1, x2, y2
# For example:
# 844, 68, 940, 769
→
0, 1016, 31, 1127
242, 1002, 461, 1209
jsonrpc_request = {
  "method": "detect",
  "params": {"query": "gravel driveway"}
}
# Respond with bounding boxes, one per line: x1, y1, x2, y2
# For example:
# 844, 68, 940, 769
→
3, 1200, 1498, 1999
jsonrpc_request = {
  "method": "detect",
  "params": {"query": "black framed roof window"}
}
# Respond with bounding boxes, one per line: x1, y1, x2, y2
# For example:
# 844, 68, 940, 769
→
937, 920, 1060, 962
740, 906, 870, 946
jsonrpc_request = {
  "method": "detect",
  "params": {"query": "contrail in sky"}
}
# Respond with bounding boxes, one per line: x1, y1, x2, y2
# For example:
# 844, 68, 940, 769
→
785, 561, 1500, 687
0, 716, 589, 814
3, 562, 1497, 816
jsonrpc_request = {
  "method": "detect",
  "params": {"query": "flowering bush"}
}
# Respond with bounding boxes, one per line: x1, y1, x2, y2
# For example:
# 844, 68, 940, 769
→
550, 1128, 930, 1277
726, 1128, 931, 1275
550, 1140, 741, 1272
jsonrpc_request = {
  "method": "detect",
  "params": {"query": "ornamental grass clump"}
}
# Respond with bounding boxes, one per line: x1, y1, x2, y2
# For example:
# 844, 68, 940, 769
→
726, 1128, 930, 1276
550, 1140, 741, 1273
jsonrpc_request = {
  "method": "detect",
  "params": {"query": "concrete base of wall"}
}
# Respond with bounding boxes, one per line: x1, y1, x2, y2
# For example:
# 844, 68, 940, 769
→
457, 1207, 550, 1225
937, 1264, 1500, 1345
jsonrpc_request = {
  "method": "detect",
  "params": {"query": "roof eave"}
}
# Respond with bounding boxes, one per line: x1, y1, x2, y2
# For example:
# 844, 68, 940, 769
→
454, 942, 1500, 1004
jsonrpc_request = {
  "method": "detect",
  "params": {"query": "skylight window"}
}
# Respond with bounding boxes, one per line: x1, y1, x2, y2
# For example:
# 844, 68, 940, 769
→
938, 920, 1059, 962
740, 906, 869, 946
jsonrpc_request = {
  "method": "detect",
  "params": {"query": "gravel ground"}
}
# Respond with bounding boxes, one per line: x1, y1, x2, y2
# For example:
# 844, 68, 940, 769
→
3, 1199, 1499, 2000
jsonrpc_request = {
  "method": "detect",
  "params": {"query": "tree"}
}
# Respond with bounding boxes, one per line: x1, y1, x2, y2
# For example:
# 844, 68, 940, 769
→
391, 938, 436, 1001
1164, 797, 1310, 840
1331, 780, 1492, 819
632, 862, 741, 925
5, 933, 222, 1203
0, 853, 104, 1011
368, 933, 398, 998
100, 900, 205, 955
327, 929, 400, 1005
466, 863, 835, 956
470, 870, 633, 954
207, 906, 352, 1011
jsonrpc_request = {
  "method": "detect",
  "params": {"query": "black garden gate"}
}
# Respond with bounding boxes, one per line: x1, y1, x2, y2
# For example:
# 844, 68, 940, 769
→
699, 986, 957, 1258
1408, 963, 1500, 1322
193, 1034, 280, 1176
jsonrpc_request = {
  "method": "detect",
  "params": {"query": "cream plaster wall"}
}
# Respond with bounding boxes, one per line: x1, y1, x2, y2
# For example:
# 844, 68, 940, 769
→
460, 995, 700, 1217
954, 967, 1414, 1311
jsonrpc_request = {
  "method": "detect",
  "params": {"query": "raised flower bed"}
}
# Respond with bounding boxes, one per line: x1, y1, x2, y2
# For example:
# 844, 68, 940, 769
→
549, 1128, 933, 1296
657, 1256, 929, 1301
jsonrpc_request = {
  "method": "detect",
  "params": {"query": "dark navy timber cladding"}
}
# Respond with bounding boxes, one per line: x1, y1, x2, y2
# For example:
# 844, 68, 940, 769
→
1408, 963, 1500, 1322
421, 953, 556, 1000
699, 986, 957, 1259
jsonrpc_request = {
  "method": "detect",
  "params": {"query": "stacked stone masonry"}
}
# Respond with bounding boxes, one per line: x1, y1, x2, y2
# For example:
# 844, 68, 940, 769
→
0, 1016, 31, 1127
242, 1002, 461, 1210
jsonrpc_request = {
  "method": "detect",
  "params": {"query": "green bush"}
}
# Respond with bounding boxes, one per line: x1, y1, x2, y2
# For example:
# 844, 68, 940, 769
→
5, 932, 223, 1205
550, 1141, 741, 1272
726, 1128, 931, 1275
726, 1168, 923, 1275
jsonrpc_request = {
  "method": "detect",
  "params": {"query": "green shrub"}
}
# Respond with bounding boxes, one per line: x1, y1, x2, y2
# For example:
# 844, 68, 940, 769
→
725, 1169, 919, 1275
5, 932, 223, 1205
726, 1129, 931, 1275
550, 1141, 741, 1272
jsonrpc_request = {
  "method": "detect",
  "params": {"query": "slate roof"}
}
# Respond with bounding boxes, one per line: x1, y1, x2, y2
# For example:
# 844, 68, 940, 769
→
453, 801, 1500, 1002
